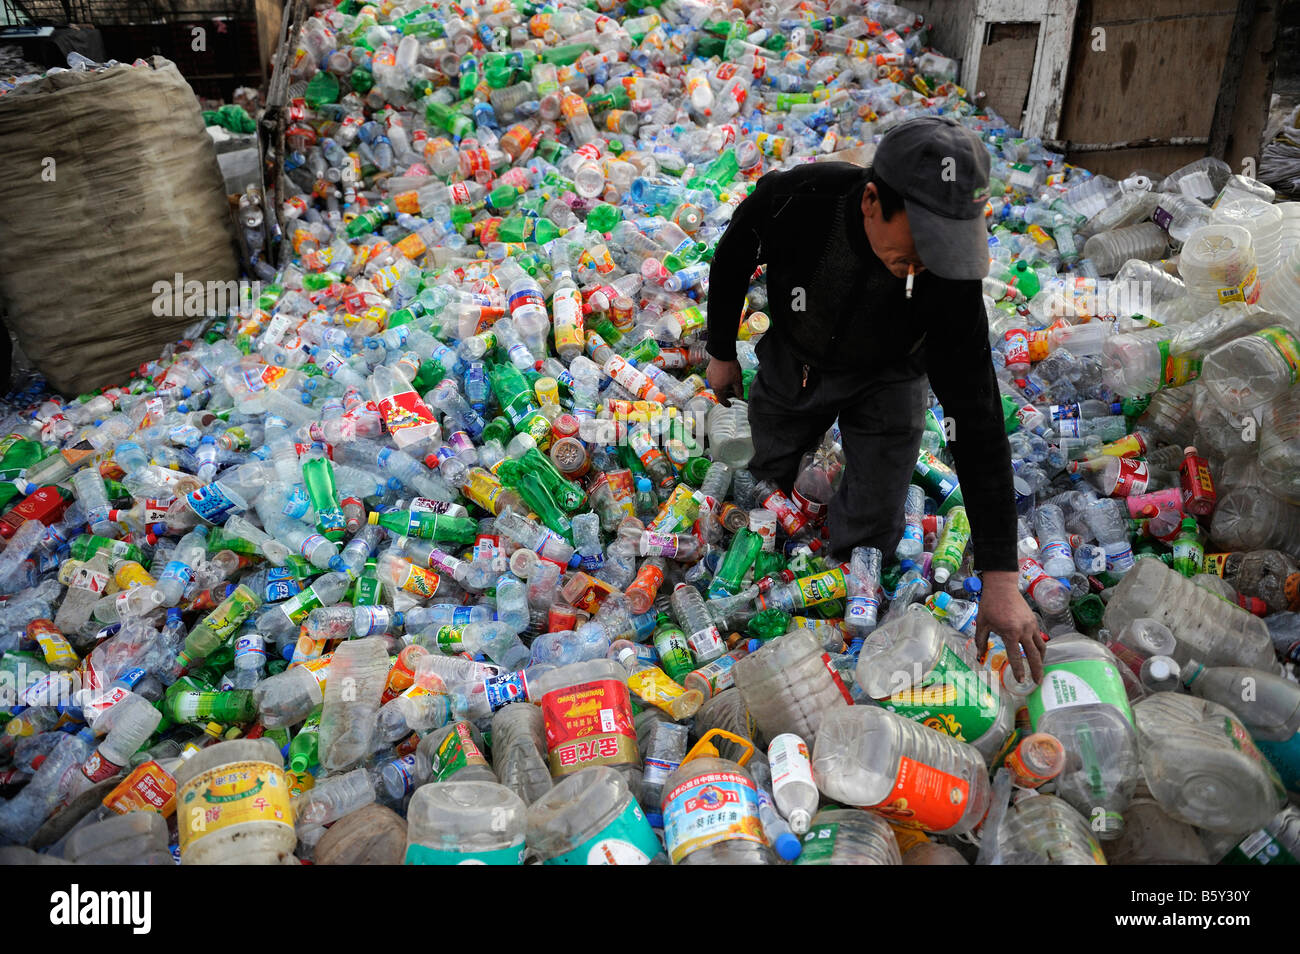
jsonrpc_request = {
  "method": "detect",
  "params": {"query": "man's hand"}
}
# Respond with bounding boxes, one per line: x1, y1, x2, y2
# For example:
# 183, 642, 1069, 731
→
707, 357, 743, 406
974, 570, 1046, 683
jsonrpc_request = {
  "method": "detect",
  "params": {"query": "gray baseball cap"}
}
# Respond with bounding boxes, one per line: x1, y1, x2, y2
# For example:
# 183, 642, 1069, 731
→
872, 116, 992, 281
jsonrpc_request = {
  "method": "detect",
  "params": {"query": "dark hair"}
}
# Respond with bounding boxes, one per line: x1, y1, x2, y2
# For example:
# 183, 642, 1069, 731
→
864, 166, 905, 221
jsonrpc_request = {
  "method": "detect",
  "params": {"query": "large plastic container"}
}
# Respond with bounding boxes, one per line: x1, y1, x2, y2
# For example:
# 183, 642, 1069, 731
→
172, 738, 296, 865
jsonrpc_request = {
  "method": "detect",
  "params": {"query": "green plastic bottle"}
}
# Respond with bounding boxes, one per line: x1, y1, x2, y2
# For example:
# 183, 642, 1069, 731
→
367, 509, 479, 545
1171, 517, 1205, 577
162, 678, 258, 725
708, 528, 762, 598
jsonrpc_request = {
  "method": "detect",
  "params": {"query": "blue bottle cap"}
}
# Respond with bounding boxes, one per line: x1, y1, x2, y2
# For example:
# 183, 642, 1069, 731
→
568, 553, 582, 569
964, 576, 982, 597
775, 832, 803, 861
636, 476, 652, 492
167, 608, 183, 623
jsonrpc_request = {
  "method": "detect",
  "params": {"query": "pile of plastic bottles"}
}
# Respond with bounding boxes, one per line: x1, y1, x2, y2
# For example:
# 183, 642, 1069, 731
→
2, 0, 1300, 867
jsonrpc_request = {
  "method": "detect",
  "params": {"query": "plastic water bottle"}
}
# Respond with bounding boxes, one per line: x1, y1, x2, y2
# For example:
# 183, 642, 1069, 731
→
1026, 636, 1139, 839
855, 607, 1013, 761
793, 808, 901, 865
767, 733, 818, 835
812, 705, 990, 835
733, 628, 850, 746
1182, 660, 1300, 794
1133, 691, 1286, 833
318, 636, 389, 772
490, 702, 553, 806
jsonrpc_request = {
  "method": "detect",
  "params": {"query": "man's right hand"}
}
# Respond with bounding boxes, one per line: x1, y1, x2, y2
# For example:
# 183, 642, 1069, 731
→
707, 357, 743, 406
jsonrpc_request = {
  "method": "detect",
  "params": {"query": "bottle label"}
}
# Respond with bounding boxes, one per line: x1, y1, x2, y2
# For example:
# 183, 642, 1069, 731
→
405, 842, 525, 865
1224, 828, 1299, 865
1027, 658, 1133, 728
796, 569, 847, 607
640, 530, 679, 557
284, 589, 323, 626
794, 820, 840, 865
689, 653, 740, 696
435, 625, 465, 653
687, 625, 725, 660
1039, 539, 1073, 565
653, 627, 694, 677
845, 595, 880, 627
377, 390, 438, 438
398, 563, 441, 598
354, 605, 393, 636
1257, 326, 1300, 384
544, 799, 662, 865
769, 732, 815, 794
176, 759, 292, 857
1224, 717, 1287, 800
643, 755, 680, 790
431, 722, 490, 781
663, 769, 765, 864
868, 754, 970, 831
1110, 457, 1149, 496
540, 678, 638, 776
187, 483, 239, 524
102, 760, 178, 817
759, 488, 807, 536
264, 566, 303, 603
482, 670, 529, 710
877, 644, 1001, 744
821, 653, 855, 704
1253, 736, 1300, 794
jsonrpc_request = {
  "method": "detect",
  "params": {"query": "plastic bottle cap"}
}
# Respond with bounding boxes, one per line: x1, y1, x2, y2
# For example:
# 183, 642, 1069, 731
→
933, 566, 950, 583
787, 808, 811, 834
367, 511, 380, 525
1149, 658, 1173, 681
774, 832, 802, 860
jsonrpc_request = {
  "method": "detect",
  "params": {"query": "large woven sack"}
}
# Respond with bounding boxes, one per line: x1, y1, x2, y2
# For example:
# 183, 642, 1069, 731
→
0, 57, 239, 395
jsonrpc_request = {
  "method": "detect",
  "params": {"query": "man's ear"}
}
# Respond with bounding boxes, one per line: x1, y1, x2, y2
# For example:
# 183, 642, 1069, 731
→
861, 182, 876, 218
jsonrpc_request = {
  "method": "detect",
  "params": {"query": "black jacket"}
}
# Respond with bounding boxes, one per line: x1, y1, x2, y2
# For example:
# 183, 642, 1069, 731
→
705, 161, 1018, 572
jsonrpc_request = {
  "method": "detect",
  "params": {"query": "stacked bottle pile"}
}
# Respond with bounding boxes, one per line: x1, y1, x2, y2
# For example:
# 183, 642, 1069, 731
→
1, 0, 1300, 867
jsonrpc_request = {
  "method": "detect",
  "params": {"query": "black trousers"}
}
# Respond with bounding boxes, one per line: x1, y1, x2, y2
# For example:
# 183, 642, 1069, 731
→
746, 337, 927, 562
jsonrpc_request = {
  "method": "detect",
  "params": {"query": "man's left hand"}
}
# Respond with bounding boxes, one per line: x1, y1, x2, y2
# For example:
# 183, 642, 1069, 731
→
974, 570, 1046, 683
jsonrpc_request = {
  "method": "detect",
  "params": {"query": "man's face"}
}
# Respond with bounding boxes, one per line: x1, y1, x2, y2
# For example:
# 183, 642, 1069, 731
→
861, 183, 926, 279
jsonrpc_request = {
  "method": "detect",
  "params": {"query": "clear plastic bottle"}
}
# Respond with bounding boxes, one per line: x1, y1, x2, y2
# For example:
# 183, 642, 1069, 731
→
855, 607, 1014, 762
490, 703, 553, 806
993, 794, 1106, 864
767, 733, 819, 834
733, 628, 850, 746
405, 780, 526, 864
1102, 556, 1276, 670
1182, 660, 1300, 793
318, 636, 390, 771
1133, 691, 1286, 833
1026, 636, 1139, 839
792, 808, 901, 865
811, 705, 990, 835
1201, 325, 1300, 417
63, 811, 172, 865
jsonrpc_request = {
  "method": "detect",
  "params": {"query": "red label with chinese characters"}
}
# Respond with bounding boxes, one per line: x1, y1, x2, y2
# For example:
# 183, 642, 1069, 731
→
541, 678, 638, 777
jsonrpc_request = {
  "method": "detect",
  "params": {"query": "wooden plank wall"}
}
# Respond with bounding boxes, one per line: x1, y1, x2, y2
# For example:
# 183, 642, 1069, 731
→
1055, 0, 1278, 179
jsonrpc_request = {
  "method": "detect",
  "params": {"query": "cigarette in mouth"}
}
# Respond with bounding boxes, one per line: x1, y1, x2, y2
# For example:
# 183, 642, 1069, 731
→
905, 264, 915, 299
